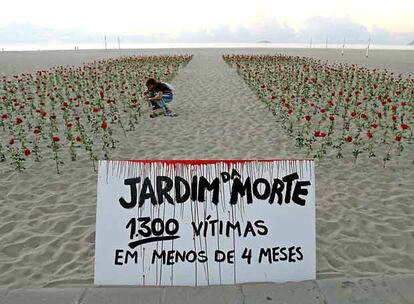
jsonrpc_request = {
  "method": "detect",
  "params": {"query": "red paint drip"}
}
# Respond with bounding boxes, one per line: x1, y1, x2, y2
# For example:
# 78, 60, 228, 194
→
116, 159, 314, 166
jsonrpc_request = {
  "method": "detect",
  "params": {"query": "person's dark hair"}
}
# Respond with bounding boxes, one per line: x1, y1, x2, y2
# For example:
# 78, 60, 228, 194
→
146, 78, 157, 86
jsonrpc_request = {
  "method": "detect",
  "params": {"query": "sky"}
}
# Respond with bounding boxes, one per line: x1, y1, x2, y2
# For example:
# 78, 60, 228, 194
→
0, 0, 413, 45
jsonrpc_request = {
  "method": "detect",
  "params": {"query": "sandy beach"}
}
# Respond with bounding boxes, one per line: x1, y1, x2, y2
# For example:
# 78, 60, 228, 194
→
0, 48, 413, 290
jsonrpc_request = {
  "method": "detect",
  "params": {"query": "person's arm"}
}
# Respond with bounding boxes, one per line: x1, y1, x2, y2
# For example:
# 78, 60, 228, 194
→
148, 91, 163, 101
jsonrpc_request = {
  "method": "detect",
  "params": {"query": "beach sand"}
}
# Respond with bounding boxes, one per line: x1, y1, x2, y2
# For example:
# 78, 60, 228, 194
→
0, 48, 413, 289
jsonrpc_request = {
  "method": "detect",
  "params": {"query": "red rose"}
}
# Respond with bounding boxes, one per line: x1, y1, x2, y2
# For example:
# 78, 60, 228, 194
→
392, 115, 398, 122
345, 135, 353, 143
24, 148, 31, 157
371, 123, 378, 129
16, 117, 23, 124
395, 90, 401, 95
329, 115, 335, 122
99, 92, 104, 99
8, 138, 15, 145
75, 116, 80, 121
1, 113, 8, 120
287, 109, 293, 115
377, 112, 382, 119
360, 113, 368, 120
350, 111, 356, 117
367, 131, 373, 138
395, 135, 402, 142
75, 135, 81, 142
271, 96, 276, 100
92, 108, 99, 113
304, 115, 311, 121
401, 123, 409, 130
314, 131, 321, 137
101, 121, 107, 129
52, 136, 60, 142
320, 108, 326, 114
33, 128, 41, 134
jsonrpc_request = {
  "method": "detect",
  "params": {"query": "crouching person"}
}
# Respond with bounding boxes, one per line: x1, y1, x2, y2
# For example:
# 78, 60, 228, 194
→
143, 78, 176, 117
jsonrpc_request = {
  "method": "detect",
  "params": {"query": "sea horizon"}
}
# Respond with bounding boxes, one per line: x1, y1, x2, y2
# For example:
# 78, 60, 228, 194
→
1, 42, 414, 52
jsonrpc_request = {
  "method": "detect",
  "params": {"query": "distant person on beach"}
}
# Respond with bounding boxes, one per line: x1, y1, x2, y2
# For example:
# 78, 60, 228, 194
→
143, 78, 176, 117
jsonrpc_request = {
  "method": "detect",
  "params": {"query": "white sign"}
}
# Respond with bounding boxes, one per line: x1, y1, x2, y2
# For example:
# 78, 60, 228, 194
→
94, 160, 315, 286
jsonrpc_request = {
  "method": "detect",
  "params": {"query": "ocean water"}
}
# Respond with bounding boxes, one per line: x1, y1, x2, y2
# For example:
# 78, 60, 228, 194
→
1, 42, 413, 52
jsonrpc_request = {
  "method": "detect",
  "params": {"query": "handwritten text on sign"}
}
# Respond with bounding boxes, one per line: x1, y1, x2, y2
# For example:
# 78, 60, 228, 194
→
94, 160, 315, 286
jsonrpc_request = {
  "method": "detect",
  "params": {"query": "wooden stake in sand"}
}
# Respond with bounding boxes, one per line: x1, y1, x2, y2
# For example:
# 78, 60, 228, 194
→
325, 37, 328, 49
104, 35, 108, 51
118, 37, 121, 50
341, 38, 345, 56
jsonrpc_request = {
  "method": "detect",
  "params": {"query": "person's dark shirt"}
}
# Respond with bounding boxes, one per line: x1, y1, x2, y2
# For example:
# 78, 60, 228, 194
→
154, 82, 172, 94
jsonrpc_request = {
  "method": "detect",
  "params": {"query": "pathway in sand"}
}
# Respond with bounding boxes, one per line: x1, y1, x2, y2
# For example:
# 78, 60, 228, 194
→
118, 50, 301, 160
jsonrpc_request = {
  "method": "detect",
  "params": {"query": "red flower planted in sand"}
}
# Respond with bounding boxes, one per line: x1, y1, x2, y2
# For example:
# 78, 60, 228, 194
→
52, 136, 60, 142
401, 123, 409, 130
101, 121, 108, 129
395, 135, 402, 142
8, 138, 15, 145
33, 128, 41, 134
345, 135, 353, 143
314, 131, 326, 138
24, 148, 31, 157
304, 115, 312, 121
16, 117, 23, 124
350, 111, 357, 118
76, 135, 81, 142
367, 131, 374, 138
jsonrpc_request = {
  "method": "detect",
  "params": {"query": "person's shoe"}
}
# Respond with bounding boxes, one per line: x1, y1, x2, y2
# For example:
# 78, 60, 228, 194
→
164, 112, 178, 117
